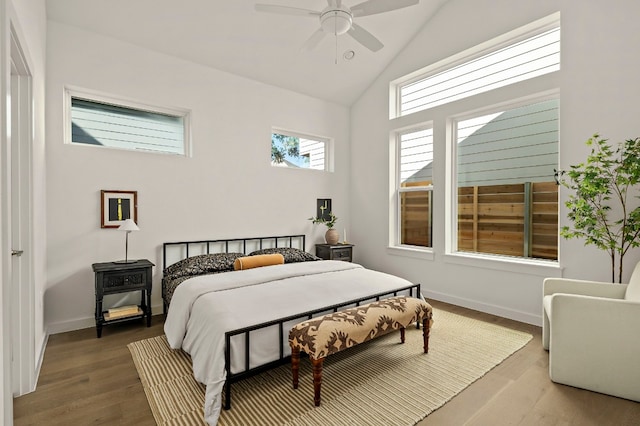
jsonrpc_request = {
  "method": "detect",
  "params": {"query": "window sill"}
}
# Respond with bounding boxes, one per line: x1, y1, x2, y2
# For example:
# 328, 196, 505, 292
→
387, 246, 434, 261
443, 252, 562, 277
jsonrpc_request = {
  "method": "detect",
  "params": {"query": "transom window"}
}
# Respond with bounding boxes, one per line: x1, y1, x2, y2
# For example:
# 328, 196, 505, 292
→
65, 88, 189, 155
394, 25, 560, 118
271, 129, 329, 171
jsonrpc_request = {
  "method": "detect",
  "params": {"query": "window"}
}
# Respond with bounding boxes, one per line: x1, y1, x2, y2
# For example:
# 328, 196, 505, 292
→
454, 98, 559, 260
394, 24, 560, 118
271, 129, 329, 171
65, 88, 189, 155
389, 13, 560, 263
395, 127, 433, 248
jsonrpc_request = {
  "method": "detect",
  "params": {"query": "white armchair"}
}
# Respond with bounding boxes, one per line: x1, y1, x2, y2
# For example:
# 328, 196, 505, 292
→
542, 261, 640, 402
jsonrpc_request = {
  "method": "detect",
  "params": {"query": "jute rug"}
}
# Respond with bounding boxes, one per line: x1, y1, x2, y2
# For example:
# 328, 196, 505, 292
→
128, 308, 532, 426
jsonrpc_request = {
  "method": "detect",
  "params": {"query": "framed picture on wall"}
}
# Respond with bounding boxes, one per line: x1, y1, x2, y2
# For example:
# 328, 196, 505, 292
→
316, 198, 332, 221
101, 190, 138, 228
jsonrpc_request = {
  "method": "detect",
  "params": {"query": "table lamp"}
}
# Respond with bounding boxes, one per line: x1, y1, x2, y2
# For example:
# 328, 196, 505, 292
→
115, 218, 139, 264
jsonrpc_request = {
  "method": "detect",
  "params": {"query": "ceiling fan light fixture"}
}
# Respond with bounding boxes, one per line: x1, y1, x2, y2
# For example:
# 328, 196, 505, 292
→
320, 10, 352, 35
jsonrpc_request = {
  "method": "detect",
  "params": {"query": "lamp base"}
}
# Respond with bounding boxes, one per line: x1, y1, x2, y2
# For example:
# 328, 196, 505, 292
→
113, 259, 138, 264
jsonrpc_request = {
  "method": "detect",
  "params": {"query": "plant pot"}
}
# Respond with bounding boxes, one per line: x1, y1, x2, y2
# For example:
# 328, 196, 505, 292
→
325, 228, 339, 245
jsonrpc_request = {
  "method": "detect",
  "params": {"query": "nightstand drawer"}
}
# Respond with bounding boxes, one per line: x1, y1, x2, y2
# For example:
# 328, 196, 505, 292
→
332, 248, 352, 261
315, 244, 354, 262
103, 269, 147, 292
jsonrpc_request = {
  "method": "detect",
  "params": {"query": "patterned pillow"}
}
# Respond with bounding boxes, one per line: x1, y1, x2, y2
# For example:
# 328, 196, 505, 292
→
248, 247, 321, 263
163, 252, 244, 280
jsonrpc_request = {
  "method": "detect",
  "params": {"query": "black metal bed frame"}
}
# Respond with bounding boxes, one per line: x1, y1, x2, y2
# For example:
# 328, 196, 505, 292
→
162, 234, 306, 313
222, 282, 421, 410
161, 234, 421, 411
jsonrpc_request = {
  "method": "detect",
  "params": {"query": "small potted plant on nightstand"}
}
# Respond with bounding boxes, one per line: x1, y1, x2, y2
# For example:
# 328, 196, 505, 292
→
309, 212, 339, 244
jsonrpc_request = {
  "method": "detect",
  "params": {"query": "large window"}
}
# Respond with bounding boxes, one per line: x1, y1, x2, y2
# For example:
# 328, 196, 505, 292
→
395, 127, 433, 248
455, 98, 559, 260
389, 13, 560, 263
271, 129, 329, 171
65, 88, 189, 155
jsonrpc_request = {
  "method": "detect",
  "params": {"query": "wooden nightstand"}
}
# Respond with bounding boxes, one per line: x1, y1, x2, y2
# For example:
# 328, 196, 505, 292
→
92, 259, 154, 338
315, 243, 354, 262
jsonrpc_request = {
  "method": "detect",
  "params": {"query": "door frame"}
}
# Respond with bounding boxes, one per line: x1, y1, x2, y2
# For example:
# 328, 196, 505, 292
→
1, 4, 37, 424
9, 21, 35, 397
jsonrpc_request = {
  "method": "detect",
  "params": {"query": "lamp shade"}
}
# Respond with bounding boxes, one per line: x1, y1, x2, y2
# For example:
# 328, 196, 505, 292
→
118, 218, 139, 232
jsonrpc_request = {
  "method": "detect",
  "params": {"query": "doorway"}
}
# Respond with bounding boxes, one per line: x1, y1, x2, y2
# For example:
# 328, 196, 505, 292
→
9, 23, 35, 397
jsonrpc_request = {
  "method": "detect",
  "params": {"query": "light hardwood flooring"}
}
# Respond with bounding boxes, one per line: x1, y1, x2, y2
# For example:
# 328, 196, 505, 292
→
13, 300, 640, 425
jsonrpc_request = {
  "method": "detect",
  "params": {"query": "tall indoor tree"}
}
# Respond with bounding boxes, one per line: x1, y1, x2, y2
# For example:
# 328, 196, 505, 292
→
559, 134, 640, 283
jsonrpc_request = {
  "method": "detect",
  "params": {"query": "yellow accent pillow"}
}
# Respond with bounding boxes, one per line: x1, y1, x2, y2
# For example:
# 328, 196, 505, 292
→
233, 253, 285, 270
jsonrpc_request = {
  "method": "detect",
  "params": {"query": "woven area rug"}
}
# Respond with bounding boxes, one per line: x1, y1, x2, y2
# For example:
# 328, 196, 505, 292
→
128, 308, 532, 426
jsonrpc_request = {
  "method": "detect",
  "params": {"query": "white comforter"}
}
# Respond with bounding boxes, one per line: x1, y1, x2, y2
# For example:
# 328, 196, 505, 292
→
164, 260, 416, 425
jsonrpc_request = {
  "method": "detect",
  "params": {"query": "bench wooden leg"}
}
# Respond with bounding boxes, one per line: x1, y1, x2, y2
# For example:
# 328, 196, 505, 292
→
423, 318, 430, 353
311, 357, 324, 407
291, 346, 300, 389
400, 327, 405, 343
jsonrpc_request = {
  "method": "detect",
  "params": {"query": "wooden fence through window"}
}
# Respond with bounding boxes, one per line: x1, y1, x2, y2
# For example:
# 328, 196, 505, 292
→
458, 182, 558, 260
400, 181, 558, 260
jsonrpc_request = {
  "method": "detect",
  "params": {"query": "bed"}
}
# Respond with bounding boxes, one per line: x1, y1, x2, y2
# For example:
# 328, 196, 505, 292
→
162, 235, 422, 425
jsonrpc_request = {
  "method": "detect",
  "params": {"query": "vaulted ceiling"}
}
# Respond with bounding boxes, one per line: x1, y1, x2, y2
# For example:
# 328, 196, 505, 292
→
46, 0, 449, 105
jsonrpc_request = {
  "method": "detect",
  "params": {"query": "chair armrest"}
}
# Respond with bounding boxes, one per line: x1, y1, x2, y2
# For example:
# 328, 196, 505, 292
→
548, 294, 640, 401
543, 277, 627, 299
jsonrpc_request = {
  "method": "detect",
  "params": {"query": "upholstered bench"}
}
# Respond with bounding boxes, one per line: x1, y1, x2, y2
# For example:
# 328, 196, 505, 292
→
288, 295, 433, 406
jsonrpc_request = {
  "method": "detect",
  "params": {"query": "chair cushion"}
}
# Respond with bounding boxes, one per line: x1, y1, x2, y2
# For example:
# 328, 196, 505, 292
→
624, 262, 640, 301
543, 295, 552, 316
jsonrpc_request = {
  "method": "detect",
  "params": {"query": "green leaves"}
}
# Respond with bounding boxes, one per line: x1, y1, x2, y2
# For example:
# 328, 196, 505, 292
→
309, 212, 338, 229
559, 134, 640, 282
271, 133, 300, 164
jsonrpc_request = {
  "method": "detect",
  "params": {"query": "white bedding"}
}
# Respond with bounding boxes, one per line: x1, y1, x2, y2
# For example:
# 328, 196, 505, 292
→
164, 260, 417, 425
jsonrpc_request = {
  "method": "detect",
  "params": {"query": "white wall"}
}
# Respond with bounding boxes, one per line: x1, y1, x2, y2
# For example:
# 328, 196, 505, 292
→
350, 0, 640, 325
45, 22, 351, 333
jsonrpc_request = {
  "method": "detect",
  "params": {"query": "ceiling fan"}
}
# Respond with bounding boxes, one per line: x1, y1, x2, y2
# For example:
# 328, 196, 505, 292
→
255, 0, 420, 53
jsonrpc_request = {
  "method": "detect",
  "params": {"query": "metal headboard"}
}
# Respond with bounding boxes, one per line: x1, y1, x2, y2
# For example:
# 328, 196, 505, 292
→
162, 234, 306, 270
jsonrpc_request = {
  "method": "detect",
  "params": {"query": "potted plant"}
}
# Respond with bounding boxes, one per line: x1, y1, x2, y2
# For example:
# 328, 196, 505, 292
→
309, 212, 339, 244
558, 134, 640, 283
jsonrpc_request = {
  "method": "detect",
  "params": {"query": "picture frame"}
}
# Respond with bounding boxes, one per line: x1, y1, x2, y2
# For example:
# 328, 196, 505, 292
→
316, 198, 332, 221
101, 190, 138, 228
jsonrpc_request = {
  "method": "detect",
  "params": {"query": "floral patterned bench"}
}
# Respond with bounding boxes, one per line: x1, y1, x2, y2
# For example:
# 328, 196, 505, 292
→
288, 295, 433, 406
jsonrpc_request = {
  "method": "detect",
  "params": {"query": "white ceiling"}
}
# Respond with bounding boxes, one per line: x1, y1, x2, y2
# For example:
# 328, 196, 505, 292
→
46, 0, 449, 106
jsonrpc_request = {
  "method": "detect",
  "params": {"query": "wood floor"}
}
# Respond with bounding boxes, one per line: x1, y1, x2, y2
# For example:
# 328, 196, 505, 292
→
13, 300, 640, 425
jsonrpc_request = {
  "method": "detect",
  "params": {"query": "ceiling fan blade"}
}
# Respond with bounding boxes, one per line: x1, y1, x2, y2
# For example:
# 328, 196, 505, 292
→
351, 0, 419, 17
254, 4, 320, 17
300, 28, 327, 52
348, 23, 384, 52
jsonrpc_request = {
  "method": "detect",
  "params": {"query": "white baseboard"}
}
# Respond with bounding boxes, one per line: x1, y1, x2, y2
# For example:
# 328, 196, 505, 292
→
46, 303, 165, 335
422, 289, 542, 326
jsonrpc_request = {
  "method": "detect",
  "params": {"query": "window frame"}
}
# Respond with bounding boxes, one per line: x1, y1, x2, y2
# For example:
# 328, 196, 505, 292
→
389, 124, 435, 256
270, 127, 333, 172
447, 93, 560, 262
64, 86, 191, 156
388, 13, 563, 271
